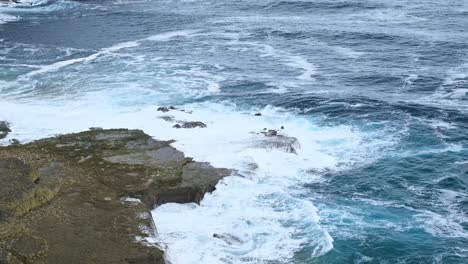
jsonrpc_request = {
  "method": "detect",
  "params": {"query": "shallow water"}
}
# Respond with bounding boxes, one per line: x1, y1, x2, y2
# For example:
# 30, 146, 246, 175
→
1, 0, 467, 263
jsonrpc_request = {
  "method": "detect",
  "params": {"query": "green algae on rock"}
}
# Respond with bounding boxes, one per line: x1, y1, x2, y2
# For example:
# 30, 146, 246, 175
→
0, 129, 231, 264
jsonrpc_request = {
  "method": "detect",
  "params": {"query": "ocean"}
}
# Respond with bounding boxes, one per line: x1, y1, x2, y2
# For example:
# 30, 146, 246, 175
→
1, 0, 467, 263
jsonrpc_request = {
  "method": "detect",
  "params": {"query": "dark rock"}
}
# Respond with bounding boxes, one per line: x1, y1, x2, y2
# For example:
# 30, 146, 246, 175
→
89, 127, 103, 131
174, 121, 207, 129
9, 139, 20, 145
159, 116, 175, 122
0, 121, 11, 140
0, 129, 231, 264
280, 126, 285, 129
157, 106, 177, 113
262, 136, 300, 154
257, 129, 300, 154
262, 129, 278, 137
254, 113, 262, 116
157, 107, 170, 113
213, 233, 243, 245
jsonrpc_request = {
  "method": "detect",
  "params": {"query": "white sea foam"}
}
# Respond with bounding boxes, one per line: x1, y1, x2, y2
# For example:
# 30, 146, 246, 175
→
0, 94, 396, 263
23, 40, 143, 78
24, 53, 100, 78
21, 30, 201, 80
6, 0, 53, 7
0, 12, 18, 24
350, 9, 427, 24
333, 46, 365, 59
253, 43, 317, 82
146, 29, 199, 42
200, 30, 317, 84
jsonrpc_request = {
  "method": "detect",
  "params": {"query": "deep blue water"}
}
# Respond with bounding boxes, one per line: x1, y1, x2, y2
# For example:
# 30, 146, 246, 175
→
1, 0, 467, 263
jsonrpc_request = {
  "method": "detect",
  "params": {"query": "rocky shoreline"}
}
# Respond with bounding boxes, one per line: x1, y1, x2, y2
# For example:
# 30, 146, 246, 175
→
0, 128, 231, 264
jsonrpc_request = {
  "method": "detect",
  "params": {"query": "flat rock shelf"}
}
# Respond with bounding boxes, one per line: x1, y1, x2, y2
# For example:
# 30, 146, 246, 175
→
0, 129, 231, 264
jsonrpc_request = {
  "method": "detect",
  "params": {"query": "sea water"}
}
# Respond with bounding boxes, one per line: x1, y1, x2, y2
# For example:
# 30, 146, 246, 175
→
0, 0, 467, 263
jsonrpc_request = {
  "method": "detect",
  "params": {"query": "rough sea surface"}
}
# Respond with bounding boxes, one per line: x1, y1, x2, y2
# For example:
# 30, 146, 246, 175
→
1, 0, 467, 263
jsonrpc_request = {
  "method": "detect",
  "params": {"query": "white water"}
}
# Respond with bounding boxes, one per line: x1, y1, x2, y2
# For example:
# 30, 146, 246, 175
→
0, 12, 404, 262
0, 26, 400, 262
0, 92, 397, 263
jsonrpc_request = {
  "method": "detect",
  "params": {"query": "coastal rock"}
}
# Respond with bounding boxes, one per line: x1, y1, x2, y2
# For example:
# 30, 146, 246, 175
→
9, 139, 20, 145
157, 106, 176, 113
0, 129, 230, 264
0, 121, 11, 140
157, 106, 192, 114
213, 233, 244, 246
262, 129, 278, 137
173, 121, 207, 129
257, 129, 300, 154
158, 116, 175, 122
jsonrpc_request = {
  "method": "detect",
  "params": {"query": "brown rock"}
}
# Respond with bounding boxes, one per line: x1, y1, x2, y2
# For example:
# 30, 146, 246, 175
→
0, 129, 230, 264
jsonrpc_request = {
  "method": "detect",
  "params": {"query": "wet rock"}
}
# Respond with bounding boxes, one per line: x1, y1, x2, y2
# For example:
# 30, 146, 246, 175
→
0, 129, 230, 263
0, 121, 11, 140
213, 233, 244, 245
173, 121, 207, 129
159, 116, 175, 122
261, 129, 278, 137
157, 106, 170, 112
254, 113, 262, 116
157, 106, 176, 113
257, 129, 300, 154
263, 136, 300, 154
9, 139, 20, 145
281, 126, 285, 129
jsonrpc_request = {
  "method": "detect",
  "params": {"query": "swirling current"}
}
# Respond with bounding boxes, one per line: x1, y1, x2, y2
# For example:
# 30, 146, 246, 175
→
1, 0, 467, 263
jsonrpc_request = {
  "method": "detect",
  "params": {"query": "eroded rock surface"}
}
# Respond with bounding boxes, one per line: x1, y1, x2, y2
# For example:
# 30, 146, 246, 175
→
0, 129, 230, 264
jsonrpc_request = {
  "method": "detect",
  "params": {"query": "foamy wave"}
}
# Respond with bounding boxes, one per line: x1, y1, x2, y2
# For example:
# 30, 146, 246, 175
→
21, 30, 200, 80
241, 42, 317, 82
154, 176, 333, 264
0, 12, 18, 24
444, 62, 468, 85
146, 29, 199, 42
5, 0, 56, 7
0, 95, 399, 263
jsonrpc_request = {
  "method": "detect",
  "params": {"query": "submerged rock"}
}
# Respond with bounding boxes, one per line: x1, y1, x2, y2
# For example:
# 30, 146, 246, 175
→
158, 116, 175, 122
213, 233, 244, 246
261, 129, 278, 137
157, 106, 176, 113
257, 129, 301, 154
173, 121, 207, 129
9, 139, 20, 145
0, 129, 230, 263
0, 121, 11, 140
263, 135, 300, 154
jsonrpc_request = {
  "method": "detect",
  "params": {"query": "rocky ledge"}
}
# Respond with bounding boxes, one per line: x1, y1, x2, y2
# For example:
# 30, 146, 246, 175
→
0, 129, 230, 264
